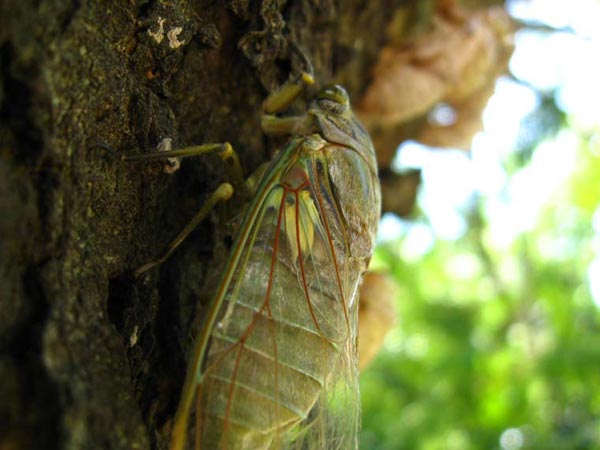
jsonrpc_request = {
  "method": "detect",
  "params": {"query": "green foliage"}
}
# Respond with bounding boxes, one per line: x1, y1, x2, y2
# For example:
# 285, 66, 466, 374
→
360, 116, 600, 449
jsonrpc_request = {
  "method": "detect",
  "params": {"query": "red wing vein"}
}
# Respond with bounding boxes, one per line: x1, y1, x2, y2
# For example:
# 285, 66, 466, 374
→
212, 312, 325, 340
208, 339, 326, 384
221, 188, 287, 447
221, 343, 244, 449
302, 196, 326, 311
312, 179, 350, 336
209, 373, 308, 417
267, 188, 288, 437
295, 190, 327, 337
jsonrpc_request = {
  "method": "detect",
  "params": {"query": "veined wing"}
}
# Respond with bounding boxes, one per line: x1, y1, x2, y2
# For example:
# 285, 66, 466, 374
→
194, 135, 361, 450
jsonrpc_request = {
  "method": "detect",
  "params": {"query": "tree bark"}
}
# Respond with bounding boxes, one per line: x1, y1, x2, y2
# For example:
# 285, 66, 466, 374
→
1, 1, 426, 449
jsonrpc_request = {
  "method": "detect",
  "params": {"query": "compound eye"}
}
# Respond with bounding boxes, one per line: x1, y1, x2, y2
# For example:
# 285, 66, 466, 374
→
316, 85, 350, 114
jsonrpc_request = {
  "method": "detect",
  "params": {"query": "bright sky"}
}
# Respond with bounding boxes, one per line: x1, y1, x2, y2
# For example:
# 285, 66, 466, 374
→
378, 0, 600, 307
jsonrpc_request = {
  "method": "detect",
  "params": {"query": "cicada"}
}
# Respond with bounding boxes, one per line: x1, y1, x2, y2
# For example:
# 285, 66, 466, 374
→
130, 72, 381, 450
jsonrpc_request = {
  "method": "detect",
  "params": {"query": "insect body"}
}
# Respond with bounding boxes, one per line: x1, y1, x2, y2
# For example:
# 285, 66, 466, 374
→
170, 82, 381, 450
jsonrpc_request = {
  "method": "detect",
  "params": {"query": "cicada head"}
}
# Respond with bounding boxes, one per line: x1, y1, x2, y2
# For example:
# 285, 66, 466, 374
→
314, 85, 351, 115
310, 85, 377, 172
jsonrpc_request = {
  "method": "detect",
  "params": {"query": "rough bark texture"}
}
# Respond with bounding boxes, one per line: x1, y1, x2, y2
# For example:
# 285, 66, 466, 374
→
0, 1, 434, 449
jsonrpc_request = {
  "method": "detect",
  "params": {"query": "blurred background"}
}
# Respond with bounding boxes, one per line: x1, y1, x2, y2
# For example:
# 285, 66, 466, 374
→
360, 0, 600, 449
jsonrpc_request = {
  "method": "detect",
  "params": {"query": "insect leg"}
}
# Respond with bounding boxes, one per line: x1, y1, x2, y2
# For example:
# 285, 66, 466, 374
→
133, 182, 234, 276
99, 140, 245, 193
260, 70, 315, 137
262, 72, 315, 114
260, 114, 307, 136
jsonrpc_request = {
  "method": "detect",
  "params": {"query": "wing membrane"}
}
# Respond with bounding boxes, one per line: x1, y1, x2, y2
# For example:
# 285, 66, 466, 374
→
195, 145, 360, 450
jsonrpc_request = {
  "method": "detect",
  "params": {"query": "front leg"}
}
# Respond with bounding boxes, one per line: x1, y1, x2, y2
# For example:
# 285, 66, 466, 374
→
261, 72, 315, 136
262, 72, 315, 114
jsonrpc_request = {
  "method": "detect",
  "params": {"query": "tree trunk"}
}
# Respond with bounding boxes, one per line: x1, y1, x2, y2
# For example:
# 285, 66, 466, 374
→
1, 1, 423, 449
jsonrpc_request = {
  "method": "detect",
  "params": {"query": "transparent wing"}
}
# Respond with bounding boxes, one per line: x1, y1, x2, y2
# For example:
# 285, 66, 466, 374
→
194, 150, 361, 450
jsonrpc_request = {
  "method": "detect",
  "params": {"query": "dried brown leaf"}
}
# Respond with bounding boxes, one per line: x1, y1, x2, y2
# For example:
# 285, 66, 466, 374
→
358, 272, 398, 370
